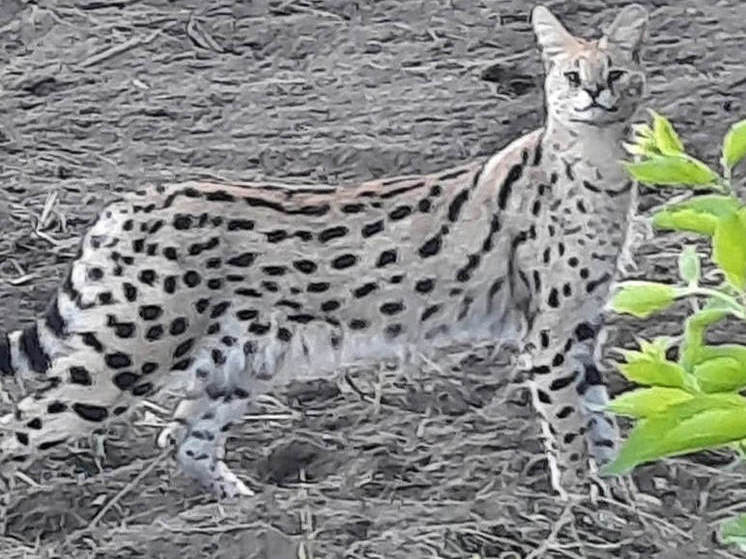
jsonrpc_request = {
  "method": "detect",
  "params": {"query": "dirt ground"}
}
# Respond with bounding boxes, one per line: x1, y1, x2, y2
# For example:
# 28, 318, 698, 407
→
1, 0, 746, 557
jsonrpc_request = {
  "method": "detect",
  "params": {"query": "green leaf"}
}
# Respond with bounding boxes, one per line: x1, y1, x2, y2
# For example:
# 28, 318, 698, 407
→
695, 344, 746, 369
663, 194, 742, 217
649, 109, 685, 155
694, 357, 746, 393
678, 245, 700, 285
723, 119, 746, 170
618, 356, 689, 389
713, 211, 746, 290
721, 514, 746, 549
652, 195, 742, 235
680, 309, 729, 371
607, 387, 693, 418
624, 155, 720, 187
610, 281, 679, 318
603, 394, 746, 475
652, 208, 718, 235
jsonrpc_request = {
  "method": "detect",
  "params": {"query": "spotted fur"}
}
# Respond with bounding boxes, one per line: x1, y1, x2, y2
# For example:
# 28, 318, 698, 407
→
0, 4, 647, 498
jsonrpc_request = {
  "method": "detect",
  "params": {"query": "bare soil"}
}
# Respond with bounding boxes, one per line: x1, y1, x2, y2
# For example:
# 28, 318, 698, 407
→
1, 1, 746, 557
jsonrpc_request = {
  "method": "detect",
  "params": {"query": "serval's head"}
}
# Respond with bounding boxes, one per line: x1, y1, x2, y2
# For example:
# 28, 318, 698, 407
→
532, 4, 647, 128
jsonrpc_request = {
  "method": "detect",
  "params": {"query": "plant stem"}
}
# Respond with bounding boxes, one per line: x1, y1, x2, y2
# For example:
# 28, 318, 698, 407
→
684, 287, 745, 319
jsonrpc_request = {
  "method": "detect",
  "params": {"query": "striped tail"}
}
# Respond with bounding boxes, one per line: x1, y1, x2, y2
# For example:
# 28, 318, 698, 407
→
0, 322, 53, 378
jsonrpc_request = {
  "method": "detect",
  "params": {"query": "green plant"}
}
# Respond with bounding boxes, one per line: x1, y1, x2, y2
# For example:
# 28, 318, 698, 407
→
603, 110, 746, 546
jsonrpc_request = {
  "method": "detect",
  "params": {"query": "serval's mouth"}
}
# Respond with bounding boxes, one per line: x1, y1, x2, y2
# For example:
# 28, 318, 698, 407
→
576, 102, 619, 113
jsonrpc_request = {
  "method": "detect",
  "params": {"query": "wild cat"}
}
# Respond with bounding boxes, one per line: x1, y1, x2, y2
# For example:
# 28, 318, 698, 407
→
0, 4, 647, 498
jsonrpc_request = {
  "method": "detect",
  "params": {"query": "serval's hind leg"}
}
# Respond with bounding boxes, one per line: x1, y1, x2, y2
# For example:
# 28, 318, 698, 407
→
160, 335, 253, 498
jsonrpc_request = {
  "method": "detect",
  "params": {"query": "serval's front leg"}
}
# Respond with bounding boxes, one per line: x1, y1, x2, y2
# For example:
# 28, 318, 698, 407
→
522, 317, 618, 499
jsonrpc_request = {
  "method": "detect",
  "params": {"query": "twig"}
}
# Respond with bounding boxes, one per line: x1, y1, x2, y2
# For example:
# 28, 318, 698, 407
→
80, 27, 165, 68
86, 448, 170, 530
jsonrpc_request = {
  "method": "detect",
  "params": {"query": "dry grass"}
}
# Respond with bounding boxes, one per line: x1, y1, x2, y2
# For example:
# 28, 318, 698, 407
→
1, 0, 746, 557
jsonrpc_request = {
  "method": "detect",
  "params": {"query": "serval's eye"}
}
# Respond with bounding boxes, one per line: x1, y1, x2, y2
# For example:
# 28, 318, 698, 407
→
607, 70, 625, 82
564, 71, 581, 87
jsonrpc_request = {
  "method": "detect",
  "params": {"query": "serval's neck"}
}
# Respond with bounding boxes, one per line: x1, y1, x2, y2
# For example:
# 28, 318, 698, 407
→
543, 118, 630, 182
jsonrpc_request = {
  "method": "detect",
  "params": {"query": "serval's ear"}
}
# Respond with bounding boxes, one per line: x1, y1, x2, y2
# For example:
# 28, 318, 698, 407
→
531, 6, 576, 69
600, 4, 648, 63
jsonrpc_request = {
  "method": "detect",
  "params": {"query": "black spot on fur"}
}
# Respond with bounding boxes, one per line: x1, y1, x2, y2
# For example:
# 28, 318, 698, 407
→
361, 220, 384, 238
145, 325, 164, 341
293, 260, 317, 274
170, 317, 188, 335
307, 282, 329, 293
318, 225, 348, 243
456, 254, 480, 282
262, 265, 286, 276
163, 276, 177, 294
227, 252, 256, 267
211, 348, 226, 365
415, 278, 435, 293
108, 316, 136, 338
27, 418, 42, 430
389, 205, 412, 220
132, 382, 153, 396
138, 269, 156, 286
206, 190, 234, 202
261, 280, 278, 292
385, 324, 403, 338
248, 322, 271, 335
547, 288, 560, 308
194, 298, 210, 314
376, 250, 397, 267
332, 254, 357, 269
69, 366, 92, 385
139, 305, 163, 320
354, 282, 378, 298
550, 372, 578, 391
114, 371, 139, 390
173, 214, 192, 230
210, 301, 231, 319
321, 300, 340, 312
421, 304, 440, 321
448, 189, 469, 222
73, 402, 108, 422
498, 164, 523, 210
380, 301, 404, 315
174, 338, 194, 359
81, 332, 104, 352
105, 352, 132, 369
349, 319, 368, 330
586, 273, 611, 294
236, 309, 258, 320
123, 283, 137, 301
418, 234, 442, 258
574, 322, 595, 341
88, 267, 104, 280
540, 330, 550, 348
142, 362, 158, 375
48, 401, 67, 414
341, 203, 364, 213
